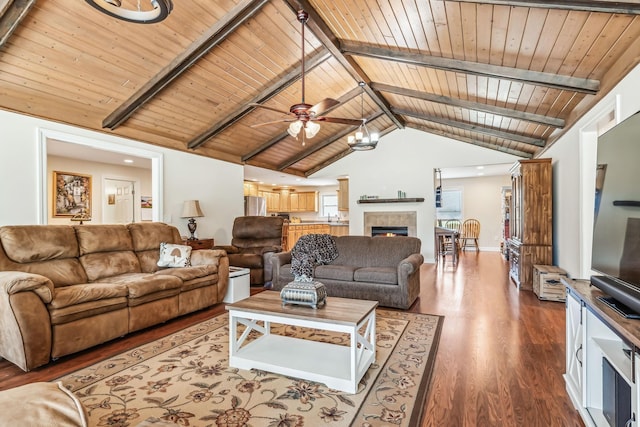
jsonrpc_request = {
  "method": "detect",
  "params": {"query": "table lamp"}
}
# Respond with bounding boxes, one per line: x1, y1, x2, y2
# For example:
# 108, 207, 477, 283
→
181, 200, 204, 240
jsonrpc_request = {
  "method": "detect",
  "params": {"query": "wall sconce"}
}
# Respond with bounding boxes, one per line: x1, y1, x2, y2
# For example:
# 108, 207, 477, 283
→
181, 200, 204, 240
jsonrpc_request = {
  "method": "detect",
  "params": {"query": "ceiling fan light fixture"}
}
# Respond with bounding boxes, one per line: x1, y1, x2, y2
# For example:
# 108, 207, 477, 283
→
305, 121, 320, 139
85, 0, 173, 24
288, 120, 303, 138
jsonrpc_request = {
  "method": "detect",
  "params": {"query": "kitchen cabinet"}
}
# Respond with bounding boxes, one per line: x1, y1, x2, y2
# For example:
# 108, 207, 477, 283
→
263, 192, 280, 213
285, 223, 330, 251
507, 158, 552, 290
330, 225, 349, 237
279, 189, 290, 212
289, 191, 317, 212
243, 181, 259, 196
337, 178, 349, 211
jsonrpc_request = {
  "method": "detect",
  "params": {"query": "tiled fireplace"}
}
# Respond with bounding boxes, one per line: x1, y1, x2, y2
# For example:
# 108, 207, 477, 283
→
364, 211, 417, 237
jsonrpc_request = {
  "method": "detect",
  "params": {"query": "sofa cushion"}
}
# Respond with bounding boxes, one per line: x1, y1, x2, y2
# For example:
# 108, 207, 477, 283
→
50, 283, 129, 309
96, 273, 182, 299
0, 226, 88, 287
154, 264, 218, 281
74, 225, 134, 255
353, 267, 398, 284
314, 264, 357, 281
49, 298, 128, 325
128, 222, 182, 252
80, 251, 141, 282
0, 225, 79, 262
0, 382, 88, 427
332, 236, 421, 267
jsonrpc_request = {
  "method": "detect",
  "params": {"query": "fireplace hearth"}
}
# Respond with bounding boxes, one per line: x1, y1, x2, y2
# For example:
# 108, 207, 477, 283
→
371, 226, 409, 237
363, 211, 417, 237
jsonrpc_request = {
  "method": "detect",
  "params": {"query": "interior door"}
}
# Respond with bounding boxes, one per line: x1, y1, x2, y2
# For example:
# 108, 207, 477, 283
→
104, 179, 135, 224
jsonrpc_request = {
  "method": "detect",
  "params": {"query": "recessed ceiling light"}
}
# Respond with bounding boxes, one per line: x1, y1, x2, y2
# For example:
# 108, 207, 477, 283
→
476, 165, 484, 170
124, 159, 134, 163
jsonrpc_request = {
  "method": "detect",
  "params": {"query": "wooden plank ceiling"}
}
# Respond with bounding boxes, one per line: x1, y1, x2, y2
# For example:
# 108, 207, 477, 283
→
2, 0, 640, 177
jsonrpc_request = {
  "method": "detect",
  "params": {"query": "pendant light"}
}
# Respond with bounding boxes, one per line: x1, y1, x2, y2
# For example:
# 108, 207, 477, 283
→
348, 82, 379, 151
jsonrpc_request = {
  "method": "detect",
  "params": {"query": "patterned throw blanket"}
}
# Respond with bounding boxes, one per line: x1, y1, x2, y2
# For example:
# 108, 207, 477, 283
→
291, 233, 339, 281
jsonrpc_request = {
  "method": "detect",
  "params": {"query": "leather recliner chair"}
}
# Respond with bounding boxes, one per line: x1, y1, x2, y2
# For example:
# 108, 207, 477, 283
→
215, 216, 284, 286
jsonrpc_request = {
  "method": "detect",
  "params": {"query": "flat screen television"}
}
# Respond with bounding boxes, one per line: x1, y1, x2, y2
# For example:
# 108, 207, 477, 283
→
591, 110, 640, 317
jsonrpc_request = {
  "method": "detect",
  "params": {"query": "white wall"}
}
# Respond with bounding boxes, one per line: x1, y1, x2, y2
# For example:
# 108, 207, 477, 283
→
541, 64, 640, 279
313, 129, 520, 261
442, 175, 511, 251
0, 109, 244, 244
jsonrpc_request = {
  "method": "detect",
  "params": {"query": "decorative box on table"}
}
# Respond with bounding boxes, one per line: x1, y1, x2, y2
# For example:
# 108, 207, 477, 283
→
280, 280, 327, 309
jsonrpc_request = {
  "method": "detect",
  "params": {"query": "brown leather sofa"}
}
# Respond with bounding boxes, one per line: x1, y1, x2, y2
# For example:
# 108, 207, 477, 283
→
214, 216, 284, 287
271, 235, 423, 309
0, 222, 229, 371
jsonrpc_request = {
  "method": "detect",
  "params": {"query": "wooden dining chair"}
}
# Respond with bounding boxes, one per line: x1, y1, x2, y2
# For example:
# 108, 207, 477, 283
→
460, 219, 480, 251
441, 219, 461, 254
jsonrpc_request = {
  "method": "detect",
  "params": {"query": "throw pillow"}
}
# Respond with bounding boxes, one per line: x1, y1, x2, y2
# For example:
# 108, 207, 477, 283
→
157, 243, 192, 268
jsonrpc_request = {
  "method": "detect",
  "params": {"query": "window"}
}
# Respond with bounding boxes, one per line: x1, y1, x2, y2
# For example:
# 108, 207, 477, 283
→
321, 194, 338, 218
436, 189, 462, 222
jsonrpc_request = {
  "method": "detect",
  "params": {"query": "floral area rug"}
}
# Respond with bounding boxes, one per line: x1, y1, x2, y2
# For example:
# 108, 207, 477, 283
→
57, 309, 443, 427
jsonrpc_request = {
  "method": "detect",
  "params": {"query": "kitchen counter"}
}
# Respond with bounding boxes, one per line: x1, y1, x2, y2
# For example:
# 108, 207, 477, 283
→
286, 222, 349, 226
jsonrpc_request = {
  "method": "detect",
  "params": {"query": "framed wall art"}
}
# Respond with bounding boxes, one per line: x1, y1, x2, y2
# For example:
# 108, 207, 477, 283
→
53, 171, 92, 217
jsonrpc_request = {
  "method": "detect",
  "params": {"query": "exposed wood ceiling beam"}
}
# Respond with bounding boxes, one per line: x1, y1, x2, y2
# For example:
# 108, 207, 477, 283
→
304, 125, 396, 176
187, 50, 331, 150
282, 0, 405, 130
341, 41, 600, 95
446, 0, 640, 15
371, 82, 565, 128
102, 0, 268, 130
241, 85, 363, 162
393, 108, 545, 146
278, 111, 385, 171
408, 124, 533, 159
0, 0, 36, 49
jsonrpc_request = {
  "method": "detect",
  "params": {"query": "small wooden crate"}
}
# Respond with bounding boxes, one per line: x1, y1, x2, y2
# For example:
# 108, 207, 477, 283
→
533, 265, 568, 302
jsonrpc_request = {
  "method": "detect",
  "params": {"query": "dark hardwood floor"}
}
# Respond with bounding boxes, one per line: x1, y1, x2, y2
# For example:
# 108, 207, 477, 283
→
0, 252, 584, 426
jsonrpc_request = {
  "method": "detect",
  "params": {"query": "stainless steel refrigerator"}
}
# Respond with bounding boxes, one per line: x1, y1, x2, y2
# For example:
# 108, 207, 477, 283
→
244, 196, 266, 216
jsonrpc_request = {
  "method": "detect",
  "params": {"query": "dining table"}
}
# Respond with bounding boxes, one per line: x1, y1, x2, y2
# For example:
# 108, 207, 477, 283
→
435, 226, 459, 266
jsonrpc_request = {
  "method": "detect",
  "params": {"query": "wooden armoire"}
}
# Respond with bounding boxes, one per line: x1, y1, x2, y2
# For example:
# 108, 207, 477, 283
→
507, 158, 553, 291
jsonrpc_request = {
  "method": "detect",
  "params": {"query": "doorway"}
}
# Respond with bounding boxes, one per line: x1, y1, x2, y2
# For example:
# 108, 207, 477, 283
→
37, 128, 163, 224
104, 179, 136, 224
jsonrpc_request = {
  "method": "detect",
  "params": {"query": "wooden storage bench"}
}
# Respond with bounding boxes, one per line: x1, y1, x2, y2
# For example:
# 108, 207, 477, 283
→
533, 264, 568, 301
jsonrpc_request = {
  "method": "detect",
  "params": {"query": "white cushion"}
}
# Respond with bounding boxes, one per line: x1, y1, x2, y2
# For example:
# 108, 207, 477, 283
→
157, 243, 192, 268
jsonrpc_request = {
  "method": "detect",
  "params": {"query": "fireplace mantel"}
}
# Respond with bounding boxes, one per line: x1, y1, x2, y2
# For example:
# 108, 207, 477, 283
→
357, 198, 424, 204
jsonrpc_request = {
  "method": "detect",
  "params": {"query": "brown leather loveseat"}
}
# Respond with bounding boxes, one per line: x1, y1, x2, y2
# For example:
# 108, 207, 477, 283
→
214, 216, 284, 286
0, 222, 229, 371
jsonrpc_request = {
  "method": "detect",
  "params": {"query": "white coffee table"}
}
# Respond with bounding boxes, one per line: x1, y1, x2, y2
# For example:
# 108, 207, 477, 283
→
226, 291, 377, 393
224, 267, 250, 303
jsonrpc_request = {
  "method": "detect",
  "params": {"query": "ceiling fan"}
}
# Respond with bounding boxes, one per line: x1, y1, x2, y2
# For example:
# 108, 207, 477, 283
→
250, 10, 363, 143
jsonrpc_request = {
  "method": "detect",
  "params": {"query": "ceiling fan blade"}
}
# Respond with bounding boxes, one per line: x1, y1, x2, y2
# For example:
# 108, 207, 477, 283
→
249, 103, 293, 116
250, 119, 297, 128
309, 98, 340, 115
317, 116, 365, 126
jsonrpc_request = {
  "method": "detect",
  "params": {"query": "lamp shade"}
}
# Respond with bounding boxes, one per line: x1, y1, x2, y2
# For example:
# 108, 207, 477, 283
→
181, 200, 204, 218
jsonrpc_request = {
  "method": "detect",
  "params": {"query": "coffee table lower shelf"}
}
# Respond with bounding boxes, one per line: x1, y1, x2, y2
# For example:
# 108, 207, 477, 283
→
230, 334, 374, 393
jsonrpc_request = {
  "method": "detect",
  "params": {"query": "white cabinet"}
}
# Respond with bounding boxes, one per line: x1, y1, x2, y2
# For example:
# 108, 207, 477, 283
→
565, 288, 584, 410
565, 279, 638, 427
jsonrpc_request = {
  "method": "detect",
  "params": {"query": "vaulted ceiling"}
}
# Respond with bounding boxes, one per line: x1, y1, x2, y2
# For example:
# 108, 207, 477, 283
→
2, 0, 640, 178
